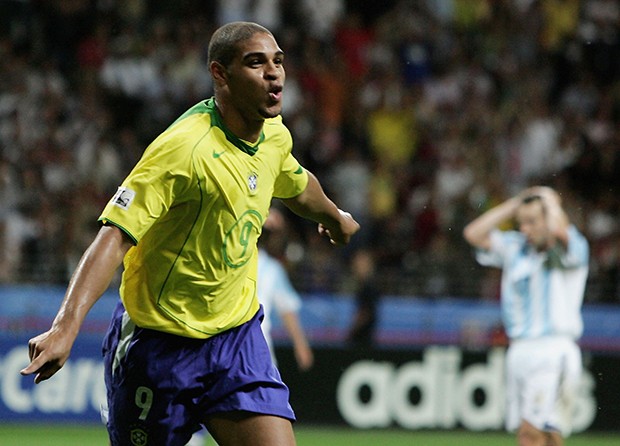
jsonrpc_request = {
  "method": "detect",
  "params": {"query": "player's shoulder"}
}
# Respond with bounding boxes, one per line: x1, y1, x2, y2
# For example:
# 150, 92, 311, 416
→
168, 100, 214, 129
493, 229, 522, 242
263, 115, 290, 136
490, 229, 525, 252
258, 249, 284, 271
264, 114, 284, 126
263, 115, 293, 150
137, 105, 212, 169
567, 224, 588, 243
153, 100, 215, 148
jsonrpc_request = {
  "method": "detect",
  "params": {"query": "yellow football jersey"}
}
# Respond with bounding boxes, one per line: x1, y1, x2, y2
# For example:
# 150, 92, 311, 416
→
99, 98, 308, 338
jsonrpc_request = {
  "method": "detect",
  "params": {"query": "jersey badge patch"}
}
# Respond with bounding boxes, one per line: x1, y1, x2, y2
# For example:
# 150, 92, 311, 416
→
111, 187, 136, 210
248, 172, 258, 195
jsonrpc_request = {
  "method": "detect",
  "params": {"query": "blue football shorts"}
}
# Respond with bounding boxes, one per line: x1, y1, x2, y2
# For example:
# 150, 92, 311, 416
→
101, 300, 295, 446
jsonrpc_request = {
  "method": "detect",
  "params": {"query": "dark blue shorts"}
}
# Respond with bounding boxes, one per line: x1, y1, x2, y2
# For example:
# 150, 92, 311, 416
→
101, 301, 295, 446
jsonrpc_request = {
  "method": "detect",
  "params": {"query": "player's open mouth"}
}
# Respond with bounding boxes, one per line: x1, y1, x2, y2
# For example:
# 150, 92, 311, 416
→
268, 86, 283, 102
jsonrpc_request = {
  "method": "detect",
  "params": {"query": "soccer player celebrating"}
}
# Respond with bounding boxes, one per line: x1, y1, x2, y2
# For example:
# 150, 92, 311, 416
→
21, 21, 359, 446
463, 186, 588, 446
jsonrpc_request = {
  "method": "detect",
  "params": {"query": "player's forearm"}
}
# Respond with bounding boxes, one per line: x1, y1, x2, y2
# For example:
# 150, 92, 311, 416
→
540, 191, 570, 246
283, 171, 359, 245
463, 197, 520, 249
51, 225, 131, 334
282, 171, 341, 226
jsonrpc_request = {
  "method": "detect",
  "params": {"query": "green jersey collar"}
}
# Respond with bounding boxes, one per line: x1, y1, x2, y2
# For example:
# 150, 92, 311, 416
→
207, 98, 264, 156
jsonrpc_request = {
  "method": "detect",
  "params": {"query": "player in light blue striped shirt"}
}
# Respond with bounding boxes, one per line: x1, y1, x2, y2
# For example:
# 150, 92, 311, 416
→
464, 186, 588, 446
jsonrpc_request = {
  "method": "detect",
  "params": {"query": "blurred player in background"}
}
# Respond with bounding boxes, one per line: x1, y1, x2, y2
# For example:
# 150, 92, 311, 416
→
257, 207, 314, 371
347, 248, 379, 347
21, 21, 359, 446
463, 186, 588, 446
189, 208, 313, 445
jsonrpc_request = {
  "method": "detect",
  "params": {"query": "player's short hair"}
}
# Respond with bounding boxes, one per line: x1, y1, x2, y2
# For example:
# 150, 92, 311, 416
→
520, 194, 547, 217
521, 194, 542, 205
208, 21, 273, 68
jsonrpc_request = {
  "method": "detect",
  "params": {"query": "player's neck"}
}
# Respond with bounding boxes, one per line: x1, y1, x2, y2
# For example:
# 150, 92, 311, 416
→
214, 98, 264, 143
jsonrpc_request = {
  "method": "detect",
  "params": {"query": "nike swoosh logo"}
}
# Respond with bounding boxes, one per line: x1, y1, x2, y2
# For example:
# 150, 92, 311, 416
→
294, 165, 303, 174
213, 150, 226, 158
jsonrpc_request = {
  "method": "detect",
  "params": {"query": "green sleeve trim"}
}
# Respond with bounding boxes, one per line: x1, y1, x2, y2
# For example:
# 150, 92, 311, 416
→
98, 217, 139, 245
273, 167, 309, 199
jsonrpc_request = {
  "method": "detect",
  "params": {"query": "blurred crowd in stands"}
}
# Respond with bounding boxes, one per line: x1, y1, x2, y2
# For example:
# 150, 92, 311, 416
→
1, 0, 619, 303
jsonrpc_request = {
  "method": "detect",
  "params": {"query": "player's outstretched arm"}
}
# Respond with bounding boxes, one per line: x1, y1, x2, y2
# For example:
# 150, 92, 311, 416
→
20, 225, 132, 383
281, 170, 360, 245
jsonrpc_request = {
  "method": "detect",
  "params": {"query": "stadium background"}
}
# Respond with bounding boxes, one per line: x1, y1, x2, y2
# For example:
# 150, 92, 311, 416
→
1, 0, 620, 441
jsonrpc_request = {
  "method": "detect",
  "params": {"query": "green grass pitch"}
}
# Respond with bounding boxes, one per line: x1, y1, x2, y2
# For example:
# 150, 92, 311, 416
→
0, 424, 617, 445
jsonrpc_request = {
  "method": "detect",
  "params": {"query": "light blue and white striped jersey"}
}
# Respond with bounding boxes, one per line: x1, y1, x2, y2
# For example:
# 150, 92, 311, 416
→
476, 225, 589, 340
257, 249, 302, 355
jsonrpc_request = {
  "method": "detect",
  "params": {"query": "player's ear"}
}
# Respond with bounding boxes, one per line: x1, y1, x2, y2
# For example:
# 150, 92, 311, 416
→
210, 61, 228, 85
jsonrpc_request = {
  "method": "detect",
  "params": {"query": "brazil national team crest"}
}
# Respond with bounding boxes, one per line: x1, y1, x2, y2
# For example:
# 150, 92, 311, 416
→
130, 428, 147, 446
248, 172, 258, 195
